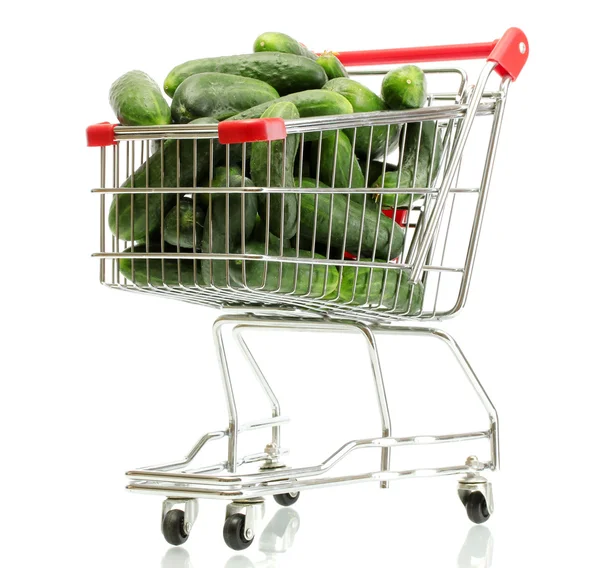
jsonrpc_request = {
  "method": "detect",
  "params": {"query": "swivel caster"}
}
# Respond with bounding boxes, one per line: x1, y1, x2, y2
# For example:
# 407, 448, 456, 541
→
273, 491, 300, 507
458, 472, 494, 525
223, 499, 265, 551
223, 513, 254, 551
161, 498, 198, 546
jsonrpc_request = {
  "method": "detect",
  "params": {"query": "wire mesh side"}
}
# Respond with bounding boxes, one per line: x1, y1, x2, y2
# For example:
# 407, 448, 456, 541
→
93, 68, 506, 322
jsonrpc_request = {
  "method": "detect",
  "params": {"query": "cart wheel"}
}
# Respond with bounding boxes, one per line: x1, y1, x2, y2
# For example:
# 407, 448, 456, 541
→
465, 491, 491, 524
223, 513, 254, 551
162, 509, 189, 546
273, 492, 300, 507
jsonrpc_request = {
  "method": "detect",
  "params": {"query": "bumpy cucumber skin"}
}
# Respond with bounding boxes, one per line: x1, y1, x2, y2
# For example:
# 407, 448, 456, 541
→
164, 197, 205, 249
119, 244, 203, 287
381, 65, 427, 110
361, 159, 398, 187
373, 121, 443, 207
299, 193, 404, 260
164, 52, 327, 98
251, 102, 301, 240
311, 130, 365, 190
322, 78, 398, 159
232, 242, 339, 297
251, 216, 292, 250
108, 117, 220, 242
316, 53, 349, 79
110, 70, 171, 126
253, 32, 317, 60
201, 192, 258, 287
171, 72, 279, 123
228, 89, 352, 121
334, 265, 424, 313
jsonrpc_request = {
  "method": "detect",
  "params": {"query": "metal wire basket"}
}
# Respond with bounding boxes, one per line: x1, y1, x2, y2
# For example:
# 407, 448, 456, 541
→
87, 28, 528, 550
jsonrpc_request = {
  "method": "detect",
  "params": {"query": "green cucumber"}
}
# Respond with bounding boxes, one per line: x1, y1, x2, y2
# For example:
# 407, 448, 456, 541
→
228, 89, 352, 127
316, 53, 349, 79
253, 32, 317, 60
108, 117, 220, 242
251, 102, 300, 240
251, 216, 292, 250
109, 70, 171, 126
291, 178, 336, 256
171, 72, 279, 123
231, 241, 339, 297
119, 244, 203, 287
372, 121, 443, 207
334, 265, 424, 313
164, 197, 205, 249
360, 159, 398, 187
322, 77, 398, 159
299, 193, 404, 259
381, 65, 427, 110
311, 130, 365, 190
201, 192, 258, 287
164, 52, 327, 98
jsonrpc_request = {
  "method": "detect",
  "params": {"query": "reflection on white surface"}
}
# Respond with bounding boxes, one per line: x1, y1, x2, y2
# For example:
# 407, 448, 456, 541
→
225, 509, 301, 568
161, 547, 193, 568
160, 508, 301, 568
160, 510, 492, 568
457, 526, 493, 568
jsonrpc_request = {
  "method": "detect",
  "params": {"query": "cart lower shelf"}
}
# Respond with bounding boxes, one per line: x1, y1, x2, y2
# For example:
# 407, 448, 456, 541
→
125, 314, 499, 550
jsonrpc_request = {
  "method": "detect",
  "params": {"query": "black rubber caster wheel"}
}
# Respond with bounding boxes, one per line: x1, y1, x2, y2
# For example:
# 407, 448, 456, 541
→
223, 513, 254, 551
162, 509, 189, 546
465, 491, 491, 524
273, 492, 300, 507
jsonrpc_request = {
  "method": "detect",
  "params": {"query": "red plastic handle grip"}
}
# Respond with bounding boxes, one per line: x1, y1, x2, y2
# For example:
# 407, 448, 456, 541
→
335, 27, 528, 81
218, 118, 287, 144
86, 122, 117, 147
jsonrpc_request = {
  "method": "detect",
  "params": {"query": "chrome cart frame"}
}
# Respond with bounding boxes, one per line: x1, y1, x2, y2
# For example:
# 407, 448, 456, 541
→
88, 28, 528, 549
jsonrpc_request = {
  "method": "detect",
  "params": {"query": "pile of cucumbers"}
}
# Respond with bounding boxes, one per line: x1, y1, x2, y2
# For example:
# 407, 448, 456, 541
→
109, 32, 439, 313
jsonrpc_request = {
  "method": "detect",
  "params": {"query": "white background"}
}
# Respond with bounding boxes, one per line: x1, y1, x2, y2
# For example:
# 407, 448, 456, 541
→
1, 2, 598, 566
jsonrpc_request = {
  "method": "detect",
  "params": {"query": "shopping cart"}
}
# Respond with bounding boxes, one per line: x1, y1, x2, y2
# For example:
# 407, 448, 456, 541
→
87, 28, 528, 550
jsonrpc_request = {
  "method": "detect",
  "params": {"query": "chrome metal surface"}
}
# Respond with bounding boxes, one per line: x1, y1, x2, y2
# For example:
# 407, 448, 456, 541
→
125, 319, 497, 505
92, 65, 511, 323
89, 59, 513, 525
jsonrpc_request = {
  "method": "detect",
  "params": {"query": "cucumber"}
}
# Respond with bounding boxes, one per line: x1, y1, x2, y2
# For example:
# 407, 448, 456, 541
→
322, 78, 398, 159
164, 52, 327, 98
316, 53, 349, 79
109, 70, 171, 126
228, 89, 352, 125
251, 216, 292, 250
334, 265, 424, 313
201, 192, 258, 287
251, 102, 301, 240
372, 121, 443, 208
381, 65, 427, 110
360, 159, 398, 187
291, 178, 337, 256
119, 244, 203, 287
171, 73, 279, 123
231, 241, 339, 297
294, 142, 313, 178
253, 32, 317, 60
164, 197, 205, 249
311, 130, 365, 190
108, 117, 220, 242
299, 193, 405, 259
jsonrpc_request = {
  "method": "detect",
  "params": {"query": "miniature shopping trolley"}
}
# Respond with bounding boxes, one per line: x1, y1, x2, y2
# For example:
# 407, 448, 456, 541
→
87, 28, 528, 550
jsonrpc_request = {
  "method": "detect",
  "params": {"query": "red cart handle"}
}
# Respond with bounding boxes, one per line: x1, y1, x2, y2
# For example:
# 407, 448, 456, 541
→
334, 27, 528, 81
